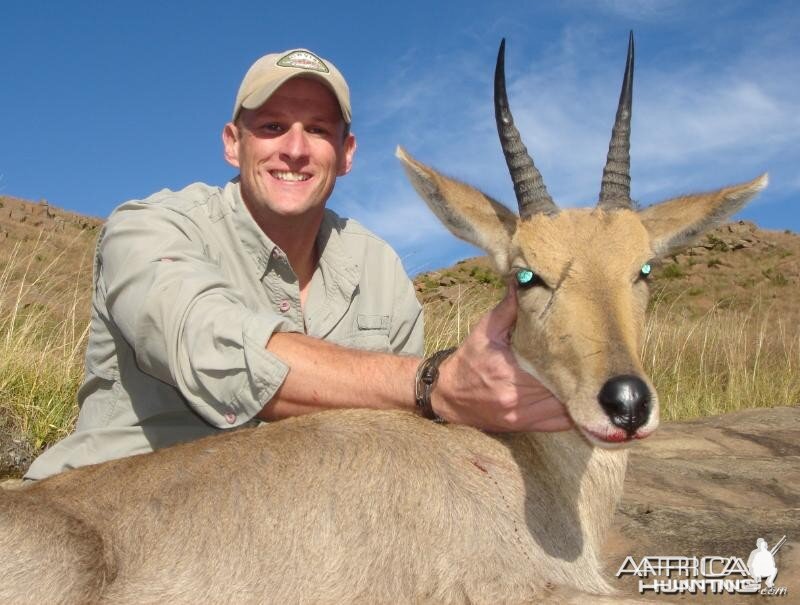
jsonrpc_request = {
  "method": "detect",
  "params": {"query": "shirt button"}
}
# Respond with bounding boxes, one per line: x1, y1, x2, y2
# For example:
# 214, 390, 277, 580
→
279, 300, 291, 312
224, 412, 236, 424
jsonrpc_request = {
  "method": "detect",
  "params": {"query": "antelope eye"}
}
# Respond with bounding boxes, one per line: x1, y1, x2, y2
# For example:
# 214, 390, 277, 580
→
640, 263, 652, 278
516, 268, 540, 288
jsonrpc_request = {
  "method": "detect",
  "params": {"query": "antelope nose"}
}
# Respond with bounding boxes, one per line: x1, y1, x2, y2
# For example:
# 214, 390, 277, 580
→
598, 375, 651, 435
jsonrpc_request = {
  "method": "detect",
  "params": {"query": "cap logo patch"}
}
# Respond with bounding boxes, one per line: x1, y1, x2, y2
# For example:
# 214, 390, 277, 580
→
277, 50, 330, 73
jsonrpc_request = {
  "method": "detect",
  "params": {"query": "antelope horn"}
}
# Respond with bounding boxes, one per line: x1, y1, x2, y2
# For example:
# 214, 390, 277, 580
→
494, 38, 558, 218
598, 31, 635, 210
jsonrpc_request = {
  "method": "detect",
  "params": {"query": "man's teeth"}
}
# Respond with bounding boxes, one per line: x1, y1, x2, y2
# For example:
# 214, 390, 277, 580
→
271, 171, 310, 182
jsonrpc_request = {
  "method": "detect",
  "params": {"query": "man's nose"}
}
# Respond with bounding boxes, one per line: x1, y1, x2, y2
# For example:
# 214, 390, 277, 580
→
280, 123, 310, 160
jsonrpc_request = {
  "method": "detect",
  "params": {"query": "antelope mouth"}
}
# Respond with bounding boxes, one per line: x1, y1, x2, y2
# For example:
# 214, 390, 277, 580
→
580, 423, 655, 446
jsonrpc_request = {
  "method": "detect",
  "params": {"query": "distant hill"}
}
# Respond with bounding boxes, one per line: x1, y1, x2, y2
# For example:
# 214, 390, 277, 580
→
0, 195, 101, 324
413, 220, 800, 325
1, 193, 798, 327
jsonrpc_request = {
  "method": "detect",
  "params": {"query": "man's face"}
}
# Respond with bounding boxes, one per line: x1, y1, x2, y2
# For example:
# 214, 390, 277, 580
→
223, 77, 356, 221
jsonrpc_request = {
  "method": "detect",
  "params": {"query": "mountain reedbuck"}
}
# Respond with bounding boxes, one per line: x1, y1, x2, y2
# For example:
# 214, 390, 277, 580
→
0, 34, 766, 604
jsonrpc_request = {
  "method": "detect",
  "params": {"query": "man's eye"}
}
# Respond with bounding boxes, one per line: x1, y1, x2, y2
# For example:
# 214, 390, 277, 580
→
307, 126, 328, 135
261, 123, 283, 133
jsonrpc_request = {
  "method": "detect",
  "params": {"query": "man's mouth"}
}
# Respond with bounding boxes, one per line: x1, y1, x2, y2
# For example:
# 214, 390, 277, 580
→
270, 170, 311, 182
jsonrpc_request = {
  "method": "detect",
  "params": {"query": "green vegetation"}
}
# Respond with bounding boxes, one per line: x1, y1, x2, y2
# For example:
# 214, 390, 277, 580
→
763, 267, 789, 286
420, 276, 437, 291
0, 243, 88, 450
469, 265, 502, 287
705, 234, 730, 252
661, 263, 685, 279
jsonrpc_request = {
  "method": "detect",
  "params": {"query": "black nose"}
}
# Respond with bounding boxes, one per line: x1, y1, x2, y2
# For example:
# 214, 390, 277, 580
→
598, 375, 651, 435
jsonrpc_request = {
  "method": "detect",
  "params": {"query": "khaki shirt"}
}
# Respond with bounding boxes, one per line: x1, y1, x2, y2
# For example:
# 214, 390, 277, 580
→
26, 180, 423, 480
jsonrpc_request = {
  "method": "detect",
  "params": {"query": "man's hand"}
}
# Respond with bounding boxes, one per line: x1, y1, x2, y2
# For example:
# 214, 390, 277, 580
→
432, 285, 573, 432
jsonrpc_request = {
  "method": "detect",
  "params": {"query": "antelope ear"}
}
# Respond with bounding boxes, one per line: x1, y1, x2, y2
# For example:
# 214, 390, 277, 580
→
639, 174, 768, 257
396, 146, 517, 273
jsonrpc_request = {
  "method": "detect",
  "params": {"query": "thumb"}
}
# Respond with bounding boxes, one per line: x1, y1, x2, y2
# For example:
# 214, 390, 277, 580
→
482, 283, 518, 340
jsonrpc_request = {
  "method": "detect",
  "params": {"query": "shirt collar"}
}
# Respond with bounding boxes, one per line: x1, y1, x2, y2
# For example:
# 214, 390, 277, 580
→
223, 179, 360, 304
225, 179, 278, 276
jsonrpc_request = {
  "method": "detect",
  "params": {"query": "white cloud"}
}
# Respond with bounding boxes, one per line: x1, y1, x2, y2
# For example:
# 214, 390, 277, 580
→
337, 11, 799, 272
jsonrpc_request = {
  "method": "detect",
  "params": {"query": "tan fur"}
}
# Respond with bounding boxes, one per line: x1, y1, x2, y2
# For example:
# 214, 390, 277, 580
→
0, 147, 765, 603
639, 175, 768, 256
510, 210, 655, 436
398, 146, 766, 444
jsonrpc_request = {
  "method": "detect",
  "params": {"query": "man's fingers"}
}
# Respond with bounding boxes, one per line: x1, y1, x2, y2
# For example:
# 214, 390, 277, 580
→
480, 284, 518, 341
525, 415, 574, 432
494, 396, 572, 433
535, 396, 568, 415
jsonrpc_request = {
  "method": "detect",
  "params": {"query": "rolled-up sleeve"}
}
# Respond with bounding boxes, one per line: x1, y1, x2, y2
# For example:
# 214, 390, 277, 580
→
100, 203, 297, 428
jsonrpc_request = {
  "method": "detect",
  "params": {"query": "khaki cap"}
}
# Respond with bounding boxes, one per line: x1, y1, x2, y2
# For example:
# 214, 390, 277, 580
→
232, 49, 351, 123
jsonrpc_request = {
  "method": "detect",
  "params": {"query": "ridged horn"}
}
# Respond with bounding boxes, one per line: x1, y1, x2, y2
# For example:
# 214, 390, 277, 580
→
598, 31, 635, 211
494, 38, 558, 218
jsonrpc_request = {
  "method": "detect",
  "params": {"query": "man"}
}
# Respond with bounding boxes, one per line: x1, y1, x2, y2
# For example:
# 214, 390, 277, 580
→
748, 538, 778, 588
25, 48, 570, 481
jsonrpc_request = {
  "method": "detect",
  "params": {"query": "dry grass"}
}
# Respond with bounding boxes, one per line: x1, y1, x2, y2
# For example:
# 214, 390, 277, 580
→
424, 288, 799, 421
0, 237, 90, 449
643, 296, 800, 420
423, 283, 503, 353
1, 236, 796, 456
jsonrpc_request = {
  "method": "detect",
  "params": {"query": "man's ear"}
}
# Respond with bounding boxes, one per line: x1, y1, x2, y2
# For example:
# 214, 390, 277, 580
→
337, 132, 357, 176
222, 122, 241, 169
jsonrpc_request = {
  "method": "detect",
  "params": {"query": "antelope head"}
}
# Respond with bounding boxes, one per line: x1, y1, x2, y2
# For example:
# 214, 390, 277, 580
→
397, 33, 767, 447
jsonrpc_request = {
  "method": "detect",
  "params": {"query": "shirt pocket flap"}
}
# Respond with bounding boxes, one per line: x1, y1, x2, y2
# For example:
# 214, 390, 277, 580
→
356, 314, 390, 332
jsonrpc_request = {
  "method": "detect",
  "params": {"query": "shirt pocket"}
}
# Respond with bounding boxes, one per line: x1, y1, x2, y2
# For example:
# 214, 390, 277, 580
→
356, 314, 390, 331
343, 313, 391, 352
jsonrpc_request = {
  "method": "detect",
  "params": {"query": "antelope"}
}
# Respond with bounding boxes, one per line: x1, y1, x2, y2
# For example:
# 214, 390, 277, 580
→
0, 34, 766, 604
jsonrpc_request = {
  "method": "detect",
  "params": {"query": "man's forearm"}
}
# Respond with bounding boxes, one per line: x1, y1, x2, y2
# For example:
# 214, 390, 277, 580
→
258, 332, 421, 421
258, 288, 573, 433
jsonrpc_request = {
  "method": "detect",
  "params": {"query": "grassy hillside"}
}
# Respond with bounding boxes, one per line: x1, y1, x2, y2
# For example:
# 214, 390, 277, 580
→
0, 195, 99, 455
0, 194, 798, 466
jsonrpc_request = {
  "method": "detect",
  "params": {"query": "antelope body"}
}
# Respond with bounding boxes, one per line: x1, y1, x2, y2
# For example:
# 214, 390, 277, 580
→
0, 35, 766, 604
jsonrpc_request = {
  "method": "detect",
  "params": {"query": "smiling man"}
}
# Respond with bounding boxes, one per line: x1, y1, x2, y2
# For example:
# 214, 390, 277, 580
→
25, 49, 570, 480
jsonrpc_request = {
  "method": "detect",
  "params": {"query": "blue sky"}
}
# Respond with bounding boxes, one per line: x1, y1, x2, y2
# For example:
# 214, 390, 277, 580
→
2, 1, 798, 275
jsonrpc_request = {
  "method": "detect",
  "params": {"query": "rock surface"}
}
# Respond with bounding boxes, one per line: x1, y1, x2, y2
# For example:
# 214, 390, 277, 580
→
0, 424, 33, 480
605, 406, 799, 602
